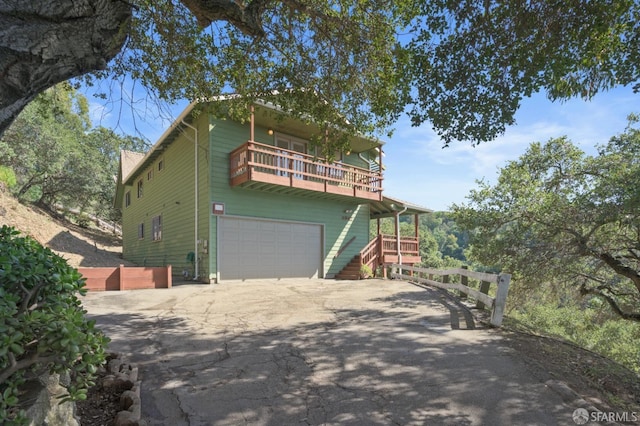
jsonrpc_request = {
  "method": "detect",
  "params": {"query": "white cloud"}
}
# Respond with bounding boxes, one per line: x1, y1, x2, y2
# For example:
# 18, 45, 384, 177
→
382, 87, 637, 212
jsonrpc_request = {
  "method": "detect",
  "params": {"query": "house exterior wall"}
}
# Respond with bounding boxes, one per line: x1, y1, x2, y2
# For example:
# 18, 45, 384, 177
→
207, 117, 371, 282
121, 115, 210, 279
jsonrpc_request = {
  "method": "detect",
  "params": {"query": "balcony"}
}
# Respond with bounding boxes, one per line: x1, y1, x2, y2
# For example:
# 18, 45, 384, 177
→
229, 141, 383, 201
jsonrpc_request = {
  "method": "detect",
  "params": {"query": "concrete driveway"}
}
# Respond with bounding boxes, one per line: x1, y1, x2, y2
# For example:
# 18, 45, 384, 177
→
81, 279, 576, 425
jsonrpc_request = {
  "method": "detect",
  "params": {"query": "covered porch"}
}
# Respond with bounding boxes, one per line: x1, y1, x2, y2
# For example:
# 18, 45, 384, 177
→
335, 196, 432, 279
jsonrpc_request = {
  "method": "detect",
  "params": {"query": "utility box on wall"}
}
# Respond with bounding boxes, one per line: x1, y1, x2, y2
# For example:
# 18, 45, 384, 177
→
212, 202, 225, 215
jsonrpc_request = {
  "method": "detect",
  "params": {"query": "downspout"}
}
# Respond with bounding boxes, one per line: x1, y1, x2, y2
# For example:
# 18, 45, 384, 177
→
395, 205, 408, 265
181, 119, 199, 280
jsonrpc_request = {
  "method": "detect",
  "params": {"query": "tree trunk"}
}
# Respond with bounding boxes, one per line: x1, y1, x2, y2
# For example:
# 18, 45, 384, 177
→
0, 0, 132, 138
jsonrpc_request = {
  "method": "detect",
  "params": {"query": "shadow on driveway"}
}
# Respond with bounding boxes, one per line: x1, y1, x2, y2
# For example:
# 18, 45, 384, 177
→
82, 280, 574, 426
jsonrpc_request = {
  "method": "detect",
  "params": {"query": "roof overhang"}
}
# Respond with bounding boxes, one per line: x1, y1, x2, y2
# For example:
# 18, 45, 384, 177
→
369, 196, 433, 219
123, 101, 200, 186
123, 96, 385, 186
251, 101, 383, 154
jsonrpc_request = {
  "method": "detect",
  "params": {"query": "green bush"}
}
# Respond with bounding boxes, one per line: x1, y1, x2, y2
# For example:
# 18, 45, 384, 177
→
0, 226, 109, 424
511, 303, 640, 373
0, 166, 16, 189
359, 264, 373, 279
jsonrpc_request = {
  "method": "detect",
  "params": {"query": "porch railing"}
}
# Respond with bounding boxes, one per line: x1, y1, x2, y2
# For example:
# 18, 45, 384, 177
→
229, 141, 382, 199
358, 234, 420, 271
380, 235, 419, 258
359, 236, 382, 271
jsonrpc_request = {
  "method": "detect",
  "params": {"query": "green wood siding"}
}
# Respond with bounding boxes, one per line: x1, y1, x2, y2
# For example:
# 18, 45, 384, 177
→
122, 115, 210, 279
208, 117, 371, 281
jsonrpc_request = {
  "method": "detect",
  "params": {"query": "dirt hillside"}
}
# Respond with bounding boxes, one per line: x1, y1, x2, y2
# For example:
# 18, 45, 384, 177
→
0, 189, 133, 268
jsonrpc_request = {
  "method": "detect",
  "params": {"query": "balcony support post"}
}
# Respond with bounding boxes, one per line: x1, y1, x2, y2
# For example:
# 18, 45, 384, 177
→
250, 105, 255, 142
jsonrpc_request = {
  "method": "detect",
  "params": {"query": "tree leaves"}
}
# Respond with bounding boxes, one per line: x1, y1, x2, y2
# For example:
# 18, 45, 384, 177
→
0, 84, 147, 219
0, 226, 110, 424
453, 118, 640, 321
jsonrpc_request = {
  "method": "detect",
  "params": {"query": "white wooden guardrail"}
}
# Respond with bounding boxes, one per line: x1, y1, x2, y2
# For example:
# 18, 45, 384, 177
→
390, 264, 511, 327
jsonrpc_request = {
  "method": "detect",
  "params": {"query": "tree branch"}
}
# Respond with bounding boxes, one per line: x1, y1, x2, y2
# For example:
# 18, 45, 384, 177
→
179, 0, 268, 36
0, 351, 60, 384
580, 284, 640, 322
596, 251, 640, 293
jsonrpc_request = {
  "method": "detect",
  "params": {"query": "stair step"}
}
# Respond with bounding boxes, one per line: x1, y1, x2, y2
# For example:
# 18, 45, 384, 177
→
335, 274, 360, 280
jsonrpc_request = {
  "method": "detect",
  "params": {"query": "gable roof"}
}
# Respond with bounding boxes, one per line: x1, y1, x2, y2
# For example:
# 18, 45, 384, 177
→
120, 150, 146, 183
122, 98, 386, 187
113, 150, 145, 208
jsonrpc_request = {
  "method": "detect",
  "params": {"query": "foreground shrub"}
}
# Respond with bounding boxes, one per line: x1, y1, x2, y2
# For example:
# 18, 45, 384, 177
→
0, 225, 109, 424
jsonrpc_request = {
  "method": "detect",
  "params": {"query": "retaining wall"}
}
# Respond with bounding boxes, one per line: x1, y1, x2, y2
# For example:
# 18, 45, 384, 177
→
79, 265, 172, 291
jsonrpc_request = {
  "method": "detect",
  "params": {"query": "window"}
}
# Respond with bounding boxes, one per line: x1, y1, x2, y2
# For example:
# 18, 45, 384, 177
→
147, 169, 153, 181
158, 158, 164, 172
152, 215, 162, 241
137, 223, 144, 239
125, 191, 131, 207
137, 179, 143, 198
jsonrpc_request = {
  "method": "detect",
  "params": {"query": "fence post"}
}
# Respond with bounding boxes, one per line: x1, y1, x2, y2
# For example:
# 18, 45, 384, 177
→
490, 273, 511, 327
476, 280, 492, 310
460, 265, 468, 299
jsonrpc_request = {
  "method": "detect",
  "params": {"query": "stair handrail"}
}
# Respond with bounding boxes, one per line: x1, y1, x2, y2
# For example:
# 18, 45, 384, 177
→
359, 235, 382, 270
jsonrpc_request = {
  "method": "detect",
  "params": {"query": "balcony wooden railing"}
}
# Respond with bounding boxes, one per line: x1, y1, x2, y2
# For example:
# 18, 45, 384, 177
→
229, 141, 383, 201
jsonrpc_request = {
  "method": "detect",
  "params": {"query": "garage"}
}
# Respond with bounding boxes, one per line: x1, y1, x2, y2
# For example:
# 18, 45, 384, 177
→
218, 216, 323, 280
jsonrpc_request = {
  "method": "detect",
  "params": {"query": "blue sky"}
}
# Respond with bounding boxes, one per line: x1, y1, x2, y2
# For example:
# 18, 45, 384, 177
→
383, 86, 638, 211
87, 85, 637, 212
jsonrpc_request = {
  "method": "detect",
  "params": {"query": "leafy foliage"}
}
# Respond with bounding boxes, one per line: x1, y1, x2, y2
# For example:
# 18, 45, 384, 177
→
0, 83, 147, 219
406, 0, 640, 144
0, 226, 109, 423
453, 117, 640, 321
76, 0, 640, 150
511, 303, 640, 373
0, 167, 16, 190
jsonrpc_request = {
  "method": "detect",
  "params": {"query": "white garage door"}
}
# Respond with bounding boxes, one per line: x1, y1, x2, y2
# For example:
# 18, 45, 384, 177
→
218, 216, 322, 280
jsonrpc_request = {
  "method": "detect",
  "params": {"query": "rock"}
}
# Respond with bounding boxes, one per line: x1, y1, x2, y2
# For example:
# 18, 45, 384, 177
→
108, 358, 124, 374
120, 390, 139, 410
114, 410, 139, 426
23, 373, 79, 426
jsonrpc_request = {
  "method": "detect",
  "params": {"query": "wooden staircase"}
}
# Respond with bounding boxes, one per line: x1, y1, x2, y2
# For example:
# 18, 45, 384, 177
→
335, 255, 363, 280
335, 236, 381, 280
334, 234, 421, 280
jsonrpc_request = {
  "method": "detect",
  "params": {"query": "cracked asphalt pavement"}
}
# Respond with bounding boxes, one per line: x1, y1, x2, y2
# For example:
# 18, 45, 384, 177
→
81, 279, 577, 425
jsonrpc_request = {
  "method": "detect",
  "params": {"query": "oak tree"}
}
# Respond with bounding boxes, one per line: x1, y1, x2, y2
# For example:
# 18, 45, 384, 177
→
452, 118, 640, 321
1, 0, 638, 147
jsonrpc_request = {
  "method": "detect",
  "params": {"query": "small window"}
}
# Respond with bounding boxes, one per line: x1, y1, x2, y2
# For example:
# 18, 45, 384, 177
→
152, 215, 162, 242
147, 169, 153, 181
158, 158, 164, 172
137, 223, 144, 239
137, 179, 143, 198
125, 191, 131, 208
